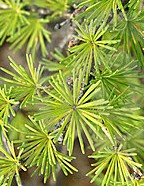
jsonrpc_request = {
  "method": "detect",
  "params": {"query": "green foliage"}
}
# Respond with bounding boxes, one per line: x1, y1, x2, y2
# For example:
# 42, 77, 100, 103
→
0, 0, 29, 45
113, 10, 144, 67
123, 128, 144, 166
25, 0, 73, 16
41, 48, 73, 78
0, 55, 43, 107
0, 0, 144, 185
87, 144, 142, 185
89, 52, 142, 98
102, 90, 143, 137
68, 20, 119, 81
9, 17, 51, 58
0, 86, 19, 123
77, 0, 127, 27
47, 0, 68, 16
35, 71, 113, 154
0, 142, 26, 186
18, 117, 77, 183
0, 0, 51, 57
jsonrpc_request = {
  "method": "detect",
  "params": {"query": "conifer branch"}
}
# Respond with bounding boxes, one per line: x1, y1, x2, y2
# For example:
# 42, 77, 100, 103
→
0, 0, 144, 185
1, 102, 23, 186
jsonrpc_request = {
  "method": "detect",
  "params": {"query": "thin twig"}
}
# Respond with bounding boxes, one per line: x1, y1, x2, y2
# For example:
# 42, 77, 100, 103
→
2, 102, 21, 154
2, 132, 11, 154
1, 102, 23, 186
140, 0, 144, 11
8, 103, 21, 123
